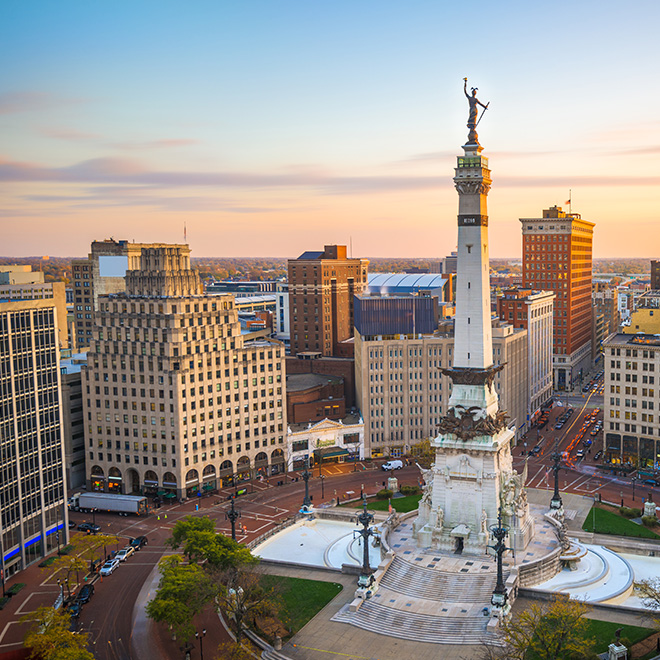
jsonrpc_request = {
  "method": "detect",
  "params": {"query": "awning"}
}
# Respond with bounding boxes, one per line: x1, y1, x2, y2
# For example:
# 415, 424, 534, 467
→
314, 447, 350, 459
164, 492, 177, 499
203, 483, 215, 491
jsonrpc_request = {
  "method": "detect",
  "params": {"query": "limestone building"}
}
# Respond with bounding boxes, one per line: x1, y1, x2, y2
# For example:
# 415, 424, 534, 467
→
354, 315, 528, 458
497, 287, 554, 419
60, 352, 88, 489
520, 206, 595, 390
0, 298, 68, 578
81, 246, 287, 500
603, 332, 660, 469
288, 245, 368, 357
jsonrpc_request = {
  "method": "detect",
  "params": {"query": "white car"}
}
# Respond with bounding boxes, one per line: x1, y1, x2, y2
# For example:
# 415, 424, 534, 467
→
115, 546, 135, 562
99, 558, 120, 576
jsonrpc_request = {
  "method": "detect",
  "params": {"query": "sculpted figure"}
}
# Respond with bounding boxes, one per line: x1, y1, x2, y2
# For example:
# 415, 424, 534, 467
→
437, 506, 444, 529
416, 462, 434, 505
481, 509, 488, 535
464, 78, 489, 138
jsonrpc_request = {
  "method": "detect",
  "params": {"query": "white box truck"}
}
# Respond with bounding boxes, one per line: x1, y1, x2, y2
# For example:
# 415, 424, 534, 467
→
68, 492, 148, 516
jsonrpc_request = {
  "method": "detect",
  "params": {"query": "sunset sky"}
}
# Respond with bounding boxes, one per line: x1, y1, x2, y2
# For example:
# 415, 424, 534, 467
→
2, 1, 659, 259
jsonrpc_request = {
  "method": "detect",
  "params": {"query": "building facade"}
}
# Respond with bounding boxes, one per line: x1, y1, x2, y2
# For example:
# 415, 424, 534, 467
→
354, 319, 528, 458
60, 352, 88, 489
651, 261, 660, 291
287, 415, 364, 472
603, 333, 660, 470
497, 287, 554, 418
520, 206, 595, 390
0, 299, 68, 578
81, 246, 287, 500
0, 267, 69, 349
288, 245, 368, 357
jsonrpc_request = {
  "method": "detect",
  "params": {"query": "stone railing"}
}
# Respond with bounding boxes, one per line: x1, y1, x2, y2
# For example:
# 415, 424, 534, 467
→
517, 545, 562, 587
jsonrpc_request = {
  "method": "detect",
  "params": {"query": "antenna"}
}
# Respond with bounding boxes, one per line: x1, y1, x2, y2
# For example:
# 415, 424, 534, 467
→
184, 221, 187, 243
350, 236, 353, 258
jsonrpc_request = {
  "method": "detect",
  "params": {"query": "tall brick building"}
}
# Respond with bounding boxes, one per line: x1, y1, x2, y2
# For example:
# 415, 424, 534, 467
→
520, 206, 595, 390
651, 260, 660, 290
288, 245, 368, 357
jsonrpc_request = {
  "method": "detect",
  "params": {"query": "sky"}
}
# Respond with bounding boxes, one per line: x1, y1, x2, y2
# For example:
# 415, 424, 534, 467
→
1, 0, 659, 260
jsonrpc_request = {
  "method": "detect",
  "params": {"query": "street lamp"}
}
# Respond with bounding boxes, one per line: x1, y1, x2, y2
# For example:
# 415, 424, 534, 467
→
92, 508, 97, 533
225, 496, 241, 542
320, 475, 325, 500
550, 440, 563, 511
57, 578, 64, 604
354, 498, 375, 588
195, 629, 207, 660
632, 477, 637, 501
488, 507, 510, 610
302, 457, 312, 509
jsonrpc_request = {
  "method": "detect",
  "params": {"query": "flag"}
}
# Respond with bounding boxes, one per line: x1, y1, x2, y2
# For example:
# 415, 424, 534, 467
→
565, 199, 571, 205
388, 499, 392, 514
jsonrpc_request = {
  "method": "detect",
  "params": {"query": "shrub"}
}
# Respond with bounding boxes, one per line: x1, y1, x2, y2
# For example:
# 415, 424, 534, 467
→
376, 489, 393, 500
0, 597, 9, 610
642, 515, 658, 527
619, 507, 641, 518
8, 583, 25, 595
400, 485, 420, 496
38, 558, 55, 568
60, 544, 73, 555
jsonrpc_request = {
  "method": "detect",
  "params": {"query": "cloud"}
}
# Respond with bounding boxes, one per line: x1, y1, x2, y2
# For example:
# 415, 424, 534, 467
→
2, 156, 660, 197
112, 138, 200, 150
0, 91, 85, 115
39, 127, 101, 141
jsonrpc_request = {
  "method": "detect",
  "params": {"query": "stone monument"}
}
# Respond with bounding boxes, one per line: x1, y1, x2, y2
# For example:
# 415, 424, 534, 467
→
413, 79, 534, 555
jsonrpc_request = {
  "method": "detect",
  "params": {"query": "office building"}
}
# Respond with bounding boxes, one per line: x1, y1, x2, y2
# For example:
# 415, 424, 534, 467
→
274, 282, 290, 343
651, 261, 660, 291
497, 287, 554, 418
603, 333, 660, 469
71, 239, 146, 348
0, 298, 68, 578
288, 245, 368, 357
354, 314, 528, 458
60, 352, 88, 489
623, 291, 660, 335
0, 266, 69, 349
81, 245, 287, 499
521, 206, 595, 390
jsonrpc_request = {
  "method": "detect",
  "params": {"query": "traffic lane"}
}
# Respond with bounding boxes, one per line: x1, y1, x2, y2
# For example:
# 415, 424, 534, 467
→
79, 546, 168, 660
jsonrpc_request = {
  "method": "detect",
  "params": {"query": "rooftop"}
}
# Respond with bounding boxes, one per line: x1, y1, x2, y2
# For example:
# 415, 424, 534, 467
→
286, 372, 342, 392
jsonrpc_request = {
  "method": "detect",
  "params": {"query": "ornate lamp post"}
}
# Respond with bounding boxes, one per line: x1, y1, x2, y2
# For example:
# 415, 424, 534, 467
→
488, 507, 510, 610
354, 498, 375, 588
550, 440, 563, 511
225, 496, 241, 541
319, 474, 325, 500
302, 456, 312, 509
195, 628, 207, 660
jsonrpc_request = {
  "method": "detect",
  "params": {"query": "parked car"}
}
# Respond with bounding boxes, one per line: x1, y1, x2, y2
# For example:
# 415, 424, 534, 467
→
642, 479, 659, 487
99, 558, 120, 576
68, 600, 83, 618
116, 546, 135, 562
529, 446, 542, 456
68, 520, 76, 529
77, 522, 101, 533
576, 450, 584, 458
76, 584, 94, 604
129, 536, 148, 550
381, 460, 403, 471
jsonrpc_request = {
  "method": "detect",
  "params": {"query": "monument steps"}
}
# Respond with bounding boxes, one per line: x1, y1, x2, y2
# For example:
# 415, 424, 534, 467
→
379, 556, 502, 603
332, 600, 501, 645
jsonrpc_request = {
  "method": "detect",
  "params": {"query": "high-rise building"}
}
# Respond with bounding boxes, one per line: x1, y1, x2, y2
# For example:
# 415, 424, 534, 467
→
603, 332, 660, 468
60, 352, 88, 489
497, 287, 554, 418
72, 239, 145, 348
0, 266, 69, 349
651, 260, 660, 290
0, 298, 68, 578
288, 245, 368, 357
520, 206, 595, 390
81, 245, 287, 499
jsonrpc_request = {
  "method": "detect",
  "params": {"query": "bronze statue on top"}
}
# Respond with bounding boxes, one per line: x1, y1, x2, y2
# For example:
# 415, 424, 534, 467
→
464, 78, 489, 144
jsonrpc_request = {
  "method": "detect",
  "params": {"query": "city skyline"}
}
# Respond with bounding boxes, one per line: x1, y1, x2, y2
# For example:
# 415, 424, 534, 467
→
2, 1, 660, 258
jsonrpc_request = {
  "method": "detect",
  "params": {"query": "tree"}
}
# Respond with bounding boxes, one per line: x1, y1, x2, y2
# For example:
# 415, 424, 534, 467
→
479, 595, 596, 660
22, 606, 94, 660
168, 515, 256, 569
214, 642, 255, 660
146, 555, 216, 642
213, 565, 282, 645
637, 577, 660, 627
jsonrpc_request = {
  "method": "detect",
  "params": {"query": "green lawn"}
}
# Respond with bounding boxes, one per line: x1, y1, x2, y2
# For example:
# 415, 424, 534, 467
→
582, 506, 660, 539
260, 575, 343, 637
586, 619, 653, 650
341, 494, 422, 513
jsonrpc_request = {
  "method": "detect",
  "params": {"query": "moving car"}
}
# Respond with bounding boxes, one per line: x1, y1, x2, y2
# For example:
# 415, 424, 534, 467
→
576, 450, 584, 458
99, 558, 120, 576
381, 460, 403, 471
116, 546, 135, 562
77, 522, 101, 533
